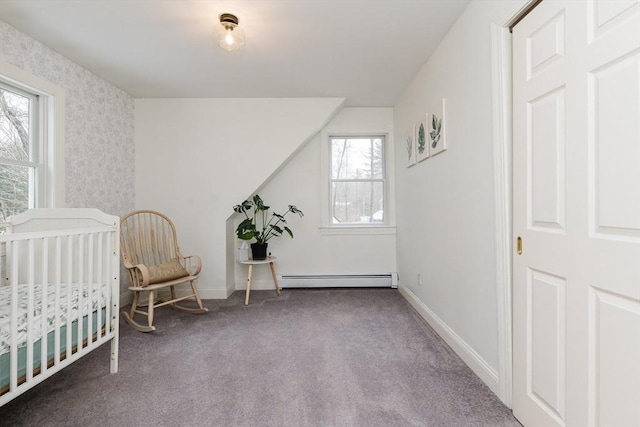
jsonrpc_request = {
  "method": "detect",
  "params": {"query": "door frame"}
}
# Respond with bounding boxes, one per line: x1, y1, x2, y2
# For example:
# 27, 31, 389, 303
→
490, 0, 540, 407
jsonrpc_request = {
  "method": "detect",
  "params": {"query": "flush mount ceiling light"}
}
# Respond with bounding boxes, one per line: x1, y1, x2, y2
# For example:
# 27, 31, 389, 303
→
216, 13, 245, 52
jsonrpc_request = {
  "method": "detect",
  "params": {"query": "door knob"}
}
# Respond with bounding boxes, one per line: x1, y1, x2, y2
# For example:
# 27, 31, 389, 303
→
517, 236, 523, 255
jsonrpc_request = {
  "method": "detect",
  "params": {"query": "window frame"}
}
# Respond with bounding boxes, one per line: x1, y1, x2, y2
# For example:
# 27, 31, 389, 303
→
0, 80, 43, 211
328, 134, 386, 226
0, 61, 65, 217
320, 131, 396, 235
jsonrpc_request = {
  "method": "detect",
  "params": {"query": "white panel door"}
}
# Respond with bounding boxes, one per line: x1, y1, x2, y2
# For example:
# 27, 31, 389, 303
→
512, 1, 640, 426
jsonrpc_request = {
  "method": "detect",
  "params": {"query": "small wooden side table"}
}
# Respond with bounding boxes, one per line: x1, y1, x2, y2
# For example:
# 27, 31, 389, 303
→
239, 256, 281, 305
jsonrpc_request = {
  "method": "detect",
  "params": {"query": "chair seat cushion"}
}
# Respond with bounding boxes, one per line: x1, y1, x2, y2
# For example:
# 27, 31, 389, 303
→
148, 259, 189, 284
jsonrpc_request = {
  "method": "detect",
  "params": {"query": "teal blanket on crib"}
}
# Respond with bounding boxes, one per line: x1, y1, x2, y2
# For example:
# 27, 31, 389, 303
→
0, 308, 106, 391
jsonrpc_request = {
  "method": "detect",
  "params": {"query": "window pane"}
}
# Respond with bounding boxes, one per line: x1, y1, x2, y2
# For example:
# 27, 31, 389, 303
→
0, 88, 31, 162
331, 181, 384, 224
0, 164, 30, 221
331, 137, 383, 180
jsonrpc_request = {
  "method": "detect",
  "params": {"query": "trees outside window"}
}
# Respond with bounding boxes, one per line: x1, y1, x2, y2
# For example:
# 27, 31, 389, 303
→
0, 82, 39, 222
330, 136, 385, 224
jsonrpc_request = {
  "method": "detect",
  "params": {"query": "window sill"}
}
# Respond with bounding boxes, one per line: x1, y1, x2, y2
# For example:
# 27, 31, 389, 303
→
319, 225, 397, 236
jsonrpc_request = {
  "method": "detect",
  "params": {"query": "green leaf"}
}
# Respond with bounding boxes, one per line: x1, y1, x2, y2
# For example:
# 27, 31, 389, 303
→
237, 231, 256, 240
284, 226, 293, 238
238, 218, 253, 228
233, 200, 252, 213
288, 205, 304, 217
406, 136, 413, 157
253, 194, 270, 211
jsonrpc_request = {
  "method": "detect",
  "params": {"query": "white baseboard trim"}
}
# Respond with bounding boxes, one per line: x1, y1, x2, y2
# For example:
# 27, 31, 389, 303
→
199, 288, 234, 299
119, 291, 132, 307
398, 283, 500, 397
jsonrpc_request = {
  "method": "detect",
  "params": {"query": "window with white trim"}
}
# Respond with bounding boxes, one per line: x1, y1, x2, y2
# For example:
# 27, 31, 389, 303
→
0, 63, 64, 223
329, 135, 385, 225
0, 81, 42, 222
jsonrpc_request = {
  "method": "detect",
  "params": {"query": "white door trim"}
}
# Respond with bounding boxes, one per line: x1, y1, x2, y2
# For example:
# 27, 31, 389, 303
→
490, 0, 541, 408
490, 22, 513, 408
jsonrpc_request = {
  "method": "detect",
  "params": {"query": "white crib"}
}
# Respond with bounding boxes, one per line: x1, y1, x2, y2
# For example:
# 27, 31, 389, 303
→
0, 208, 120, 407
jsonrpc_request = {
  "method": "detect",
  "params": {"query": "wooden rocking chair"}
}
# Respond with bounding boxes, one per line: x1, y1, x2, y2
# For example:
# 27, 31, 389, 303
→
120, 210, 208, 332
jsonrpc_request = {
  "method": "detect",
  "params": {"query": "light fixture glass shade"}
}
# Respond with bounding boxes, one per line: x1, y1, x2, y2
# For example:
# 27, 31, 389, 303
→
215, 14, 245, 52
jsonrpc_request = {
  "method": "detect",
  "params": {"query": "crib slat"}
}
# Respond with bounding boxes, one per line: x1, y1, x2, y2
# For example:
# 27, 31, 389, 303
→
77, 234, 84, 350
54, 236, 61, 365
41, 237, 49, 377
87, 233, 94, 345
25, 239, 35, 382
98, 232, 105, 339
9, 240, 19, 393
66, 235, 73, 358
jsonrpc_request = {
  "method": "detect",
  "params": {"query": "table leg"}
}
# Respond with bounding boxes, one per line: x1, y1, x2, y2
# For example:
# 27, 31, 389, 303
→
245, 264, 253, 305
269, 261, 281, 296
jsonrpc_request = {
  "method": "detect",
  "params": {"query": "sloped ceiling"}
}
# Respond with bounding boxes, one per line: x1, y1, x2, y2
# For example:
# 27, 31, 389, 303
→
0, 0, 471, 106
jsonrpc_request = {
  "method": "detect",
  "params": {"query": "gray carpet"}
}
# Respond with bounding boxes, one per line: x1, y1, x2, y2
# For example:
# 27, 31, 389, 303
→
0, 289, 521, 427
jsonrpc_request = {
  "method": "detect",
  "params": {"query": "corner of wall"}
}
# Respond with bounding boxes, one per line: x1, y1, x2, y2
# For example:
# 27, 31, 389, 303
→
398, 283, 500, 395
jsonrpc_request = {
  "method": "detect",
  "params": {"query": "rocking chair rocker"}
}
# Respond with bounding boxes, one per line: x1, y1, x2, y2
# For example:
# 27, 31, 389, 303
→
120, 210, 208, 332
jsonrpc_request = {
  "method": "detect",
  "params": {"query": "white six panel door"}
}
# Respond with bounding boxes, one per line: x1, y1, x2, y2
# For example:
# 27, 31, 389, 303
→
512, 1, 640, 426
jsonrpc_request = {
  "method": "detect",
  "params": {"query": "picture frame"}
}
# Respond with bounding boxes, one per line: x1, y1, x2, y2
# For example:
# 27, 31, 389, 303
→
405, 125, 416, 167
415, 116, 429, 162
427, 99, 447, 156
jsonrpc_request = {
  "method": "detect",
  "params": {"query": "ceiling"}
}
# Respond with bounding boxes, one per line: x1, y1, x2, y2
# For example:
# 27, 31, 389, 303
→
0, 0, 471, 106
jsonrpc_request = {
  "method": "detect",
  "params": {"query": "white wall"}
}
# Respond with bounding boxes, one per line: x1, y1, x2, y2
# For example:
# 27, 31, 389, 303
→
135, 98, 344, 297
393, 0, 526, 394
234, 108, 397, 288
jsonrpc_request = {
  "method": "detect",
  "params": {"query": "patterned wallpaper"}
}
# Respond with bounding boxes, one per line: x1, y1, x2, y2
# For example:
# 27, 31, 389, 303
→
0, 21, 135, 217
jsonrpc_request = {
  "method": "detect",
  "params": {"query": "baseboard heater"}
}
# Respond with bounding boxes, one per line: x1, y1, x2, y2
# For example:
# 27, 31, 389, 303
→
279, 273, 398, 289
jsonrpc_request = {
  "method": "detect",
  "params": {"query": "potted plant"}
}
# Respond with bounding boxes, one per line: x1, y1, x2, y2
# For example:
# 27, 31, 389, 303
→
233, 194, 304, 260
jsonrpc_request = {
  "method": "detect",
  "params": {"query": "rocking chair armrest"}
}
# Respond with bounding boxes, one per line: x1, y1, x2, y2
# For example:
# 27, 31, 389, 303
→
182, 255, 202, 276
127, 263, 151, 288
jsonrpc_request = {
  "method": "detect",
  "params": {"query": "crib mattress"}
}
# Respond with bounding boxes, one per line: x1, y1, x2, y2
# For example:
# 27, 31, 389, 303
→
0, 283, 108, 355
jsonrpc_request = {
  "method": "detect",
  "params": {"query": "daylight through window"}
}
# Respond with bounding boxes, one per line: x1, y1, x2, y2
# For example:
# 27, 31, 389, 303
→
330, 136, 385, 225
0, 81, 40, 222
